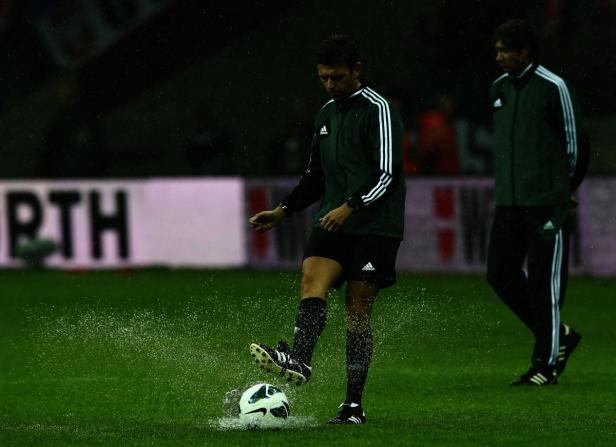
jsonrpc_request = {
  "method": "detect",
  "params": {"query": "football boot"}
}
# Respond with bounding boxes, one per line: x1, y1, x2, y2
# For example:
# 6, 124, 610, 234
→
250, 341, 311, 385
327, 402, 366, 424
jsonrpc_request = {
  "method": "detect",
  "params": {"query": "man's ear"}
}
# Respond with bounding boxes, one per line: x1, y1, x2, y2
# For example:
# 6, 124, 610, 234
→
352, 62, 362, 79
520, 48, 530, 61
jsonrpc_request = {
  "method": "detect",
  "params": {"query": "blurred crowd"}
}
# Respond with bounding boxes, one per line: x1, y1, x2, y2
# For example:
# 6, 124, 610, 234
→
37, 89, 495, 178
265, 92, 494, 177
1, 0, 615, 179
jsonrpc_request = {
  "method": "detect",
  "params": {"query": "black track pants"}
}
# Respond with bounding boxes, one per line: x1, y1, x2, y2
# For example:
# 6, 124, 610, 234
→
486, 206, 569, 366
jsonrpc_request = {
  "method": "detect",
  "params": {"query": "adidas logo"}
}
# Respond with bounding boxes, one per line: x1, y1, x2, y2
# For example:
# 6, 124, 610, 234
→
543, 220, 555, 230
319, 125, 328, 135
348, 416, 363, 424
558, 345, 566, 361
493, 98, 503, 108
361, 262, 375, 272
529, 372, 551, 385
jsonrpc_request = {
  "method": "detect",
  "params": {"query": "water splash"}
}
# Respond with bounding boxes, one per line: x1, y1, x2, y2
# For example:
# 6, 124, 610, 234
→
211, 415, 318, 431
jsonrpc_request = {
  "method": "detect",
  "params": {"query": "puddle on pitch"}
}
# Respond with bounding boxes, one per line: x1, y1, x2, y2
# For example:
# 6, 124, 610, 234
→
211, 416, 318, 431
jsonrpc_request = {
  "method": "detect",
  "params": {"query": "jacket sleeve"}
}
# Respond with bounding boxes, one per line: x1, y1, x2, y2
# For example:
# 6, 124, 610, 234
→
279, 133, 326, 215
570, 131, 590, 192
548, 79, 581, 178
346, 98, 403, 210
547, 80, 590, 191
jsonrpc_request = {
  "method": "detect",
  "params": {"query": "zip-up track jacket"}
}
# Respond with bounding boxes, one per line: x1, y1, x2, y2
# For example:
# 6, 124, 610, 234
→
491, 63, 582, 207
281, 86, 406, 239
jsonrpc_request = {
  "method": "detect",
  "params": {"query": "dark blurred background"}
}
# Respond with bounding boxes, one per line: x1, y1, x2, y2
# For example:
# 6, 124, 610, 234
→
1, 0, 615, 179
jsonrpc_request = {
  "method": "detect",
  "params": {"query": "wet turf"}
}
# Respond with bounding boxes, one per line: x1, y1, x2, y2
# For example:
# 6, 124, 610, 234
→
1, 269, 614, 446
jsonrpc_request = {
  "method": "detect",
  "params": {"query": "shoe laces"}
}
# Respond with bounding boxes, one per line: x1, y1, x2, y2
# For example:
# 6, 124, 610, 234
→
276, 340, 290, 353
275, 350, 291, 364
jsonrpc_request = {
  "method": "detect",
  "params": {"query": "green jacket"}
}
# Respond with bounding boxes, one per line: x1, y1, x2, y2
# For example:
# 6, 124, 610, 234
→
282, 86, 406, 239
491, 63, 580, 207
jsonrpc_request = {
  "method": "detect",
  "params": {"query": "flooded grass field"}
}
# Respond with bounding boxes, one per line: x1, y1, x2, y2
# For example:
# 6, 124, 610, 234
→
1, 269, 614, 446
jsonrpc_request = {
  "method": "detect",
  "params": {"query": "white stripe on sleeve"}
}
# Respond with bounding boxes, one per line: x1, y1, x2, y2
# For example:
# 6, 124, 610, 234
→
360, 88, 394, 206
536, 66, 578, 176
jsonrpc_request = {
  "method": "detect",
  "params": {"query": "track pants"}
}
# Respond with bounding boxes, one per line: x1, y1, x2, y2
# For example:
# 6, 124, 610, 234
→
486, 206, 569, 366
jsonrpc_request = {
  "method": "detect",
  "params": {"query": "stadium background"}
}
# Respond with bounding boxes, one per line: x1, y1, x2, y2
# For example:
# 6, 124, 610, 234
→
1, 1, 616, 446
1, 0, 615, 179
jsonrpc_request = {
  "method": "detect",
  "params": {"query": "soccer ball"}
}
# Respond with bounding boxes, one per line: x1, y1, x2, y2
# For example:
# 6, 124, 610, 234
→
238, 383, 290, 428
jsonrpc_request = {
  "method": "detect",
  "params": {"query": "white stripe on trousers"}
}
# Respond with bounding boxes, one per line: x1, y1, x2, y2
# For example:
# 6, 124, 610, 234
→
549, 229, 563, 365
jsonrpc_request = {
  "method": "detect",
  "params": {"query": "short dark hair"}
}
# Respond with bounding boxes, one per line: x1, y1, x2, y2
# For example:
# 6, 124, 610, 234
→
493, 19, 538, 58
317, 34, 360, 69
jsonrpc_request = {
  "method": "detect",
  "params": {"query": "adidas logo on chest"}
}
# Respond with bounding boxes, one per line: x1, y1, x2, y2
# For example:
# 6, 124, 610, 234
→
361, 262, 375, 272
543, 220, 555, 230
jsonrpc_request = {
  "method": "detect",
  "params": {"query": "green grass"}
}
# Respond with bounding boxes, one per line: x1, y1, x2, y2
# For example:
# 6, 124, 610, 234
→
0, 269, 615, 446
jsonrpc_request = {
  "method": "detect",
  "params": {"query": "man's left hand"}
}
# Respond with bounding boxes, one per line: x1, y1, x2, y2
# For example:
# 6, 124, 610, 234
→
319, 203, 354, 232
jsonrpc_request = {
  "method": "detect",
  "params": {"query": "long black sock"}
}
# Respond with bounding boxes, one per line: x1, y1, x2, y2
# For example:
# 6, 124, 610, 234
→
345, 329, 373, 406
290, 297, 327, 365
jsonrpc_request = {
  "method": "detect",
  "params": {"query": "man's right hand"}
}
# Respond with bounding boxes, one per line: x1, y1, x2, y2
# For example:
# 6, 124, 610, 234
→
248, 207, 286, 233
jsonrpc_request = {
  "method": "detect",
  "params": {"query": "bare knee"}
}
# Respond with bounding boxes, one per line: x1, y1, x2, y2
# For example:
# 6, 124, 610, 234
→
300, 257, 342, 299
301, 271, 328, 298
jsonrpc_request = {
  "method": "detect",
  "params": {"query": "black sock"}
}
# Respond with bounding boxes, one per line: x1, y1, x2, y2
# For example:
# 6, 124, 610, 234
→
345, 329, 373, 406
290, 297, 327, 365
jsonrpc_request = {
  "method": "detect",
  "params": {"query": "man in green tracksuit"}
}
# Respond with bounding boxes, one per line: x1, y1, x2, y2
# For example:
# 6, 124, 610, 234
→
248, 34, 405, 423
487, 19, 586, 386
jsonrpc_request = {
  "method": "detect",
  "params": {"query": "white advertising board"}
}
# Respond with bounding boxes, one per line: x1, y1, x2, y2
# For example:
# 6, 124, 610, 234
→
397, 178, 494, 272
2, 177, 614, 274
244, 178, 615, 276
0, 178, 246, 268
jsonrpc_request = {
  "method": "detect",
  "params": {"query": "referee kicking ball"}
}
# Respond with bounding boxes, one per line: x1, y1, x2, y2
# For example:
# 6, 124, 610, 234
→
248, 34, 406, 424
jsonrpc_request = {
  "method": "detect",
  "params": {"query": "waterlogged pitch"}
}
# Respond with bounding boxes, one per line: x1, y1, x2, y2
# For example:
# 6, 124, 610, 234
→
0, 269, 615, 446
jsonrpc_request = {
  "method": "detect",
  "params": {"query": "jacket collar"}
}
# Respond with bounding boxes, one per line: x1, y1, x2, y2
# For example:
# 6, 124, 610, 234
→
336, 86, 364, 103
509, 62, 537, 87
335, 86, 365, 110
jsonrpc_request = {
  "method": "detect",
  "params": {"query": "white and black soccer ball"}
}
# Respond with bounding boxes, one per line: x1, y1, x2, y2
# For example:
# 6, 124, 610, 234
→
238, 383, 290, 428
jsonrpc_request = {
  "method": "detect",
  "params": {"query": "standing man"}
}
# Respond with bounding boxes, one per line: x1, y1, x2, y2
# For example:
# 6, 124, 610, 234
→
487, 19, 586, 386
248, 34, 406, 423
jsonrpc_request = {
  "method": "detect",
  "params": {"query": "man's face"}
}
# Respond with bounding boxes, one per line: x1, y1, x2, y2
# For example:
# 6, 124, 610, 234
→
317, 63, 361, 100
495, 40, 530, 74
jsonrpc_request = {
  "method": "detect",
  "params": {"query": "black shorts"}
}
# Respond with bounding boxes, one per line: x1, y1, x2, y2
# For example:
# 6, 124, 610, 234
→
303, 227, 401, 289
